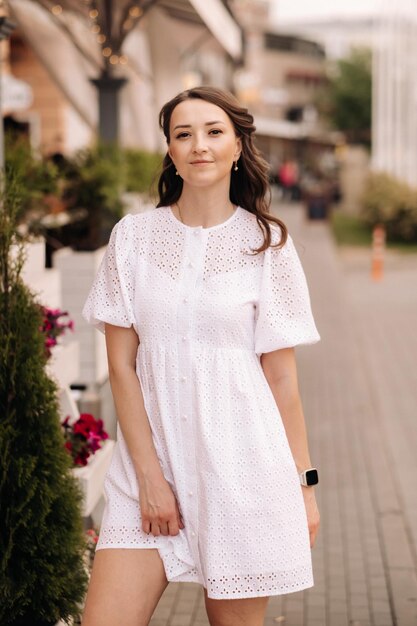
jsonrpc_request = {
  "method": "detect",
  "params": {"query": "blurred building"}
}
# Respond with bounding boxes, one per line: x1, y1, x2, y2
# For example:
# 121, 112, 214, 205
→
372, 1, 417, 187
273, 16, 376, 60
230, 0, 335, 172
5, 0, 243, 154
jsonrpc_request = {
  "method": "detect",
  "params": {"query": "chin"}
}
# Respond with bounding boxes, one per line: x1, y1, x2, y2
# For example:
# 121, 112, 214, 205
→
186, 171, 229, 186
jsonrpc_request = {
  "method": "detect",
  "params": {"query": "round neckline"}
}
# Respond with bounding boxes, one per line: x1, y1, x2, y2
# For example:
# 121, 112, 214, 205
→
167, 205, 241, 232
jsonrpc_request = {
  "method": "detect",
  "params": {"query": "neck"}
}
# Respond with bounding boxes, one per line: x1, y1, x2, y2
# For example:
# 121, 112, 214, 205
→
175, 183, 235, 228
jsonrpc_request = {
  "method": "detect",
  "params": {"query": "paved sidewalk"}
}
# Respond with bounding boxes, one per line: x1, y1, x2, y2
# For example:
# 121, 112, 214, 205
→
150, 204, 417, 626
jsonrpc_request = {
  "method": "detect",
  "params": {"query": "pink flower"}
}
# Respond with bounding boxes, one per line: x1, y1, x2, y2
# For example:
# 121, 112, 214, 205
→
88, 432, 103, 453
40, 305, 75, 359
62, 412, 109, 467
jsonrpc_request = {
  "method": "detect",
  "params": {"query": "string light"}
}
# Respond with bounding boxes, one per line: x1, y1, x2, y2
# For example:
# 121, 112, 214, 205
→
129, 6, 142, 18
48, 1, 138, 70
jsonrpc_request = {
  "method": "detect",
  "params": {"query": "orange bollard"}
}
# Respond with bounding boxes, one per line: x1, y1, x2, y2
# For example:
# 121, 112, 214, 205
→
371, 224, 386, 281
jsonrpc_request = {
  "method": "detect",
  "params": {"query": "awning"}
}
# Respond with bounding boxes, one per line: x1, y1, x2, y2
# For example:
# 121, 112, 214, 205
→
255, 116, 309, 140
255, 116, 337, 145
158, 0, 242, 60
187, 0, 242, 60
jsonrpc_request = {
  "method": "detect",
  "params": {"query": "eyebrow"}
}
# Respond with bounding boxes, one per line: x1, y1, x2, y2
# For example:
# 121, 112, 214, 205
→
173, 120, 226, 131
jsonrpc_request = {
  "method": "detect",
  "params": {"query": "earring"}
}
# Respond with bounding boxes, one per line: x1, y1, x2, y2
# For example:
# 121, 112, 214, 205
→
175, 170, 179, 176
234, 160, 239, 171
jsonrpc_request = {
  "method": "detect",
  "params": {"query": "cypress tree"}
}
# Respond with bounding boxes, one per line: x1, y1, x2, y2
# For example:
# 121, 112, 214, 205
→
0, 174, 88, 625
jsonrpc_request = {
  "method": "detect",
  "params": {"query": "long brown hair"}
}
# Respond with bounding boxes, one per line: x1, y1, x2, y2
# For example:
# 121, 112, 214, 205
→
157, 86, 288, 253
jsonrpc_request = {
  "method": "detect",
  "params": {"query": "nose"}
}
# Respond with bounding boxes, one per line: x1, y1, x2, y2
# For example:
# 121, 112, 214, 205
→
191, 132, 208, 154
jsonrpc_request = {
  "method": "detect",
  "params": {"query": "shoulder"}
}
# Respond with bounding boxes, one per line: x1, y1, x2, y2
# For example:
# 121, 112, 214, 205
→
239, 207, 290, 253
115, 207, 165, 229
112, 207, 170, 239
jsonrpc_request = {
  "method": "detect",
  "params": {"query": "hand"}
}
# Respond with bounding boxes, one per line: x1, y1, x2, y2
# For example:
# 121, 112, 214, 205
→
301, 487, 320, 548
138, 471, 185, 537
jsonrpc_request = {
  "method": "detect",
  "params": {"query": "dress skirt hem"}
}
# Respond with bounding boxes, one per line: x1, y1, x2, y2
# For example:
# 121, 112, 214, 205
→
95, 541, 314, 599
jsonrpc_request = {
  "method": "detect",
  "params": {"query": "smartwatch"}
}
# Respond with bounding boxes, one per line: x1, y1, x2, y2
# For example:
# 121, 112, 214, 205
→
299, 468, 319, 487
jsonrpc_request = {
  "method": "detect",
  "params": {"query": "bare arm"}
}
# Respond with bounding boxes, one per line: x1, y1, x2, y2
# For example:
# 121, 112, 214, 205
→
105, 323, 184, 537
260, 347, 320, 547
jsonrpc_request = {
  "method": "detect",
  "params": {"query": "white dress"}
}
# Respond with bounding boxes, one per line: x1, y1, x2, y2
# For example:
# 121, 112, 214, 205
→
82, 205, 320, 599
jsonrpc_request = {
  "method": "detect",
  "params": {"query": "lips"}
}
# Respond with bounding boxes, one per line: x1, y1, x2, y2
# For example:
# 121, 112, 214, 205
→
190, 160, 213, 164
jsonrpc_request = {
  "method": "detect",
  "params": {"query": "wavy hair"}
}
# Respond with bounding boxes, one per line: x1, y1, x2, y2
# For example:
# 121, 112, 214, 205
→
157, 86, 287, 253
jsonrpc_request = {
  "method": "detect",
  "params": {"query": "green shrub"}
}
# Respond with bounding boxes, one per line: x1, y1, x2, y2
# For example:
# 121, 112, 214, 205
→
124, 148, 162, 195
5, 133, 59, 223
63, 144, 125, 217
361, 172, 417, 242
0, 173, 88, 625
331, 212, 372, 246
62, 144, 126, 250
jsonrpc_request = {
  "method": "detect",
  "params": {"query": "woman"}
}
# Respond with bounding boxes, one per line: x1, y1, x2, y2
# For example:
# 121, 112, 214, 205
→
81, 86, 320, 626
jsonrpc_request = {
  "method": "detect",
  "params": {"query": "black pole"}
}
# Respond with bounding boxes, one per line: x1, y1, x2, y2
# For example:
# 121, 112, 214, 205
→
90, 74, 127, 144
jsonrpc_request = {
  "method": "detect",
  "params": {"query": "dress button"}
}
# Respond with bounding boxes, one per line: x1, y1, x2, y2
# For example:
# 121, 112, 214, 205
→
193, 229, 200, 236
188, 491, 193, 496
182, 415, 187, 421
182, 336, 187, 342
191, 531, 196, 537
181, 376, 187, 383
188, 261, 194, 268
183, 298, 188, 303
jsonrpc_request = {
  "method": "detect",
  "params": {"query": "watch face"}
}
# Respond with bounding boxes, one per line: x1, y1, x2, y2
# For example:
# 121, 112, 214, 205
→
306, 469, 319, 485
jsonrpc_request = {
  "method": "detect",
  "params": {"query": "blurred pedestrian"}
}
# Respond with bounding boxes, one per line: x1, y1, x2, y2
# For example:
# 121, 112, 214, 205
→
81, 86, 320, 626
279, 158, 300, 201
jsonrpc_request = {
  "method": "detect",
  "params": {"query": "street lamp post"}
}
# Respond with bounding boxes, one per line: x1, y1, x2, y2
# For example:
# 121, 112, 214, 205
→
0, 17, 16, 177
90, 73, 127, 144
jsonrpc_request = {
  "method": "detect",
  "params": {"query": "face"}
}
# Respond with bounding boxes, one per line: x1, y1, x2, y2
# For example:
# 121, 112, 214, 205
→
168, 99, 242, 189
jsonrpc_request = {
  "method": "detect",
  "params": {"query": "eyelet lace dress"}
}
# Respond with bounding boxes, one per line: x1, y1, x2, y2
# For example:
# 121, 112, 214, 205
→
82, 205, 320, 599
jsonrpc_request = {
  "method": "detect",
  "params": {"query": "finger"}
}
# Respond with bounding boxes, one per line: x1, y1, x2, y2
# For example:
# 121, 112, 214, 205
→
159, 522, 169, 536
168, 519, 180, 536
142, 519, 151, 535
176, 504, 185, 529
150, 522, 161, 537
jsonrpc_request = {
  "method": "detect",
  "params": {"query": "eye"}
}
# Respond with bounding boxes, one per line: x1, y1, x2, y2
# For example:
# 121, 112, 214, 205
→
209, 129, 223, 135
175, 132, 190, 139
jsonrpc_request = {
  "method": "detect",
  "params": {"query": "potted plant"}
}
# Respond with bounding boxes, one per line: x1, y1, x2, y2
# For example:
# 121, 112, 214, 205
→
62, 144, 126, 251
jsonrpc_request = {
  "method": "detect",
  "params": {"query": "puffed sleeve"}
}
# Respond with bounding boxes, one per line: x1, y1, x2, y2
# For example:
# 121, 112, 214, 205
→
254, 233, 320, 355
82, 214, 136, 334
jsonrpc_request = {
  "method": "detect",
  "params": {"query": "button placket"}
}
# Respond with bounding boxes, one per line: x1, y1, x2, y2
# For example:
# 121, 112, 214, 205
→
176, 226, 206, 574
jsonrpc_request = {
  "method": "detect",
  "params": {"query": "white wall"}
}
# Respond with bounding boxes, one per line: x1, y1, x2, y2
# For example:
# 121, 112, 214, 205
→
372, 0, 417, 187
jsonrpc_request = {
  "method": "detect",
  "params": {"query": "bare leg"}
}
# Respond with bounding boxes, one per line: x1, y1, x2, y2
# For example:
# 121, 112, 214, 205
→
81, 548, 168, 626
204, 588, 269, 626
